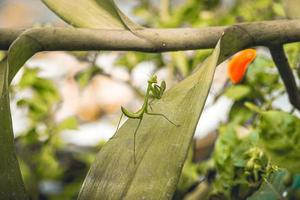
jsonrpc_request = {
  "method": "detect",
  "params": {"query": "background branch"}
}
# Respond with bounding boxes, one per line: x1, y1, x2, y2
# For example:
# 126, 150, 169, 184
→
0, 20, 300, 52
269, 45, 300, 111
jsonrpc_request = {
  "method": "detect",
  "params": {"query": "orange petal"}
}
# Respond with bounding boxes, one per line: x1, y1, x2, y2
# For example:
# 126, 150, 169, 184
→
227, 49, 257, 84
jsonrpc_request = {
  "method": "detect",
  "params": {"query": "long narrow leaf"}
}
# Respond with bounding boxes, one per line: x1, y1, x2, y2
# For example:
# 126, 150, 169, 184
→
41, 0, 142, 30
77, 26, 252, 199
0, 58, 28, 199
77, 43, 220, 200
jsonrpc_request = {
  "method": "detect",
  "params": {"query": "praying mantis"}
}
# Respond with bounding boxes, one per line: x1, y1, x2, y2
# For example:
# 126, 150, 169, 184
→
113, 75, 179, 164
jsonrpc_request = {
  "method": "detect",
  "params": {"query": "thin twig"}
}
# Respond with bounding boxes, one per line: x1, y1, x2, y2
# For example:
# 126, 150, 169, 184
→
269, 45, 300, 111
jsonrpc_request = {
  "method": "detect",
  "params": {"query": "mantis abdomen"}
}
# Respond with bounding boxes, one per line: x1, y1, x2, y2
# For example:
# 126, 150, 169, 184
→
121, 106, 143, 119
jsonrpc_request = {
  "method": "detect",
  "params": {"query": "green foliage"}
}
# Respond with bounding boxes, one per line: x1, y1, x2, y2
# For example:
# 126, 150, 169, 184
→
202, 123, 271, 199
176, 147, 200, 197
225, 85, 252, 101
75, 64, 103, 88
256, 110, 300, 173
12, 66, 98, 199
2, 0, 300, 199
248, 170, 288, 200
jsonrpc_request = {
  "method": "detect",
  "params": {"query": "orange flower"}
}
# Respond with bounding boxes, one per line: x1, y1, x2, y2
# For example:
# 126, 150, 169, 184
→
227, 49, 257, 84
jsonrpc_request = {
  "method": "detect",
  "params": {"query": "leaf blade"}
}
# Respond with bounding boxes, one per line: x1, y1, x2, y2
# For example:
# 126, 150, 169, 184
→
77, 41, 220, 199
0, 57, 28, 199
42, 0, 141, 30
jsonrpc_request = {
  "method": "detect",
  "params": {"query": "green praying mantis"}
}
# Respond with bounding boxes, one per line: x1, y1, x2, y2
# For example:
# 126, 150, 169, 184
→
113, 75, 180, 164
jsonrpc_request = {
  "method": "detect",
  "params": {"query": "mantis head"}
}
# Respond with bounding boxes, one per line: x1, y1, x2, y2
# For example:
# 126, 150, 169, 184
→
148, 75, 158, 84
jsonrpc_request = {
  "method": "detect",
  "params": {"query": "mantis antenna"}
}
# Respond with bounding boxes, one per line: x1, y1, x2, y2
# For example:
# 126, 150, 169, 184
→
113, 75, 179, 164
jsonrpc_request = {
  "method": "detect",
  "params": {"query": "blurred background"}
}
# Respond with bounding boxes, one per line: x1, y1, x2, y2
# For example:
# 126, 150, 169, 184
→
1, 0, 299, 199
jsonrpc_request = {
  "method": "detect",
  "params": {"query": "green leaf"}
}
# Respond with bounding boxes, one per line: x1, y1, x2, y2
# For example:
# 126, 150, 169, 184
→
42, 0, 142, 30
283, 0, 300, 19
76, 38, 227, 199
56, 117, 78, 132
77, 25, 253, 199
247, 170, 287, 200
257, 110, 300, 173
229, 102, 253, 124
8, 29, 43, 84
77, 40, 221, 199
225, 85, 252, 101
0, 58, 28, 199
171, 51, 189, 77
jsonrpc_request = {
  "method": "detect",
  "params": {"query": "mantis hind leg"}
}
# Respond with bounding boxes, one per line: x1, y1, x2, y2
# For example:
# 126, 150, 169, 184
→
110, 113, 124, 140
133, 118, 142, 164
146, 111, 179, 127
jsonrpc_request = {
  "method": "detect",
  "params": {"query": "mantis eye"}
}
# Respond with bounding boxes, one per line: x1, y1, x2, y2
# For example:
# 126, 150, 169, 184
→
227, 49, 257, 84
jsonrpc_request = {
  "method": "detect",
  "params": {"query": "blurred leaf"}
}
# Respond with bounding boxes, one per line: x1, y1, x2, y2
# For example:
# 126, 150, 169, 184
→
284, 43, 300, 69
172, 51, 189, 77
56, 117, 78, 132
0, 51, 5, 60
75, 65, 102, 88
42, 0, 141, 30
229, 102, 253, 124
247, 170, 287, 200
18, 98, 49, 120
272, 3, 285, 17
19, 67, 60, 105
246, 56, 279, 90
225, 85, 252, 101
257, 110, 300, 173
176, 147, 199, 194
18, 67, 39, 88
77, 39, 221, 199
283, 0, 300, 19
0, 58, 28, 199
36, 147, 63, 179
116, 52, 163, 70
208, 123, 267, 199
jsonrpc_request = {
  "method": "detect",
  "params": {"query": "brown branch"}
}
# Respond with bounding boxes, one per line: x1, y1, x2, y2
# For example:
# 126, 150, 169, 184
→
0, 20, 300, 52
269, 45, 300, 111
0, 29, 24, 50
